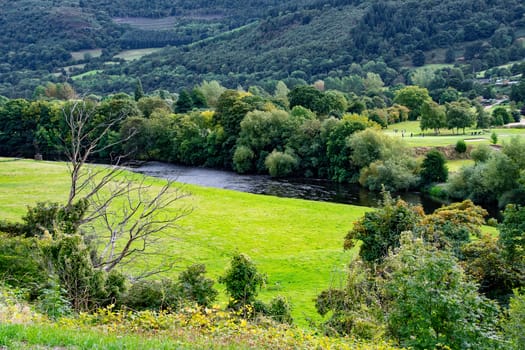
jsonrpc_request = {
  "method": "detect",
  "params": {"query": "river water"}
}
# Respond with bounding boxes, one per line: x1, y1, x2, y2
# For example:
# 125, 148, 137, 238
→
130, 161, 449, 213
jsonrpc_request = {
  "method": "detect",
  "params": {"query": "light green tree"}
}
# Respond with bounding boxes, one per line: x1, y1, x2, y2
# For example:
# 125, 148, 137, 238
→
420, 100, 446, 135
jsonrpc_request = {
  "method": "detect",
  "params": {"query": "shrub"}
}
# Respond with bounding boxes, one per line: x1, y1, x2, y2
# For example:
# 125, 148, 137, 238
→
264, 150, 298, 177
471, 144, 492, 163
176, 264, 218, 308
455, 139, 467, 153
491, 131, 498, 144
232, 145, 254, 174
428, 185, 447, 198
123, 279, 180, 311
219, 253, 266, 311
267, 295, 293, 324
503, 289, 525, 349
0, 234, 47, 299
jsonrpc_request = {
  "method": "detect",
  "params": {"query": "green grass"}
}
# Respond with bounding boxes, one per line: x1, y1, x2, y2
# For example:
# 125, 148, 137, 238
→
114, 48, 162, 61
447, 159, 475, 172
0, 323, 185, 350
70, 49, 102, 61
71, 70, 103, 80
385, 121, 525, 147
0, 159, 369, 325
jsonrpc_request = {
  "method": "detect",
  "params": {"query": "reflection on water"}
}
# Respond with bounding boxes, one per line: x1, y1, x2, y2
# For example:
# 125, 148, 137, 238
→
130, 161, 453, 213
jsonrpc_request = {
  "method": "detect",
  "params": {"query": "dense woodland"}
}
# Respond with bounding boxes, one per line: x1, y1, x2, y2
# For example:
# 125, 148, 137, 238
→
1, 0, 525, 97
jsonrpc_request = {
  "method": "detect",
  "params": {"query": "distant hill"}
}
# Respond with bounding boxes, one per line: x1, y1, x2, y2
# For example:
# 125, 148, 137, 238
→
1, 0, 524, 97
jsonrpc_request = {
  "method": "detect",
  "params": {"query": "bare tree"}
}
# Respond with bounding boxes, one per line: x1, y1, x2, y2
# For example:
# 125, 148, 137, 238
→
59, 98, 191, 277
87, 176, 192, 278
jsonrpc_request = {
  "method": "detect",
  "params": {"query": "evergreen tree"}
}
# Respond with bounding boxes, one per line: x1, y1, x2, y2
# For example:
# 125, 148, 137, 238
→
134, 79, 144, 102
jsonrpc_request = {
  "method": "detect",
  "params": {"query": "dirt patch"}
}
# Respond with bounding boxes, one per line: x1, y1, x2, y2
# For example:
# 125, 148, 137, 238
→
413, 145, 472, 160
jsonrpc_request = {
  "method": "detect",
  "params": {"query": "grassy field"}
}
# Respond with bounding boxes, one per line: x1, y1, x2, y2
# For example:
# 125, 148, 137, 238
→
114, 48, 162, 61
0, 159, 369, 324
385, 120, 525, 147
70, 49, 102, 61
447, 159, 475, 172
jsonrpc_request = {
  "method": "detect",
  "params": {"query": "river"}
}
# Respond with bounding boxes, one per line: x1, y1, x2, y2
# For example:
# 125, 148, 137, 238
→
130, 161, 450, 213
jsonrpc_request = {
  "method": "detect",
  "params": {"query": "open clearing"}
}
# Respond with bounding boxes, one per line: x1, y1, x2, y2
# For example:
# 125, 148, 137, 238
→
114, 48, 162, 61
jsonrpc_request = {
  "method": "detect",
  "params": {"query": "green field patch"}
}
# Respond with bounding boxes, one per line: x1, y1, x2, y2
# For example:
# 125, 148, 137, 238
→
70, 49, 102, 61
115, 48, 162, 61
0, 159, 369, 324
71, 70, 103, 80
447, 159, 475, 172
385, 120, 525, 147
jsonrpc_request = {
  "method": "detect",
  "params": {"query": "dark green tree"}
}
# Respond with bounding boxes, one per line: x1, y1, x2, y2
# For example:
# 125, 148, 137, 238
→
420, 149, 448, 185
175, 89, 194, 113
134, 79, 144, 101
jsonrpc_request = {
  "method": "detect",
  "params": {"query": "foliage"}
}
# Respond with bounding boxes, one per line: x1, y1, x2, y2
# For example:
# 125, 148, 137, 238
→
491, 131, 498, 144
41, 234, 126, 312
315, 259, 385, 339
419, 149, 448, 185
123, 279, 179, 311
471, 144, 492, 163
176, 264, 218, 308
455, 139, 467, 153
219, 253, 266, 312
420, 100, 446, 134
264, 150, 298, 177
393, 86, 431, 121
344, 193, 423, 264
266, 295, 293, 325
498, 204, 525, 261
384, 235, 501, 350
503, 289, 525, 350
446, 100, 476, 134
0, 234, 47, 299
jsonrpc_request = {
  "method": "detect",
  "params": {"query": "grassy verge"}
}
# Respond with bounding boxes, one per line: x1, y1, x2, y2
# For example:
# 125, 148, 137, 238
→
0, 159, 368, 324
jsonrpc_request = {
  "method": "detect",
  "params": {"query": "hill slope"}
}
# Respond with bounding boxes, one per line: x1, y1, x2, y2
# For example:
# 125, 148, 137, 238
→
1, 0, 524, 96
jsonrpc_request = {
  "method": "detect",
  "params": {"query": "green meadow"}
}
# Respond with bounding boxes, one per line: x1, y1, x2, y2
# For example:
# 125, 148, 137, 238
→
0, 159, 369, 324
385, 120, 525, 147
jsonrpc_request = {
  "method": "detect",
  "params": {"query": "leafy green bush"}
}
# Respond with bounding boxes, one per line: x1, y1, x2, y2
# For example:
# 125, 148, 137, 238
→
123, 279, 180, 311
264, 150, 298, 177
0, 234, 47, 299
176, 264, 218, 308
267, 295, 293, 324
219, 253, 266, 311
455, 139, 467, 153
233, 146, 254, 173
503, 289, 525, 349
471, 144, 492, 163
